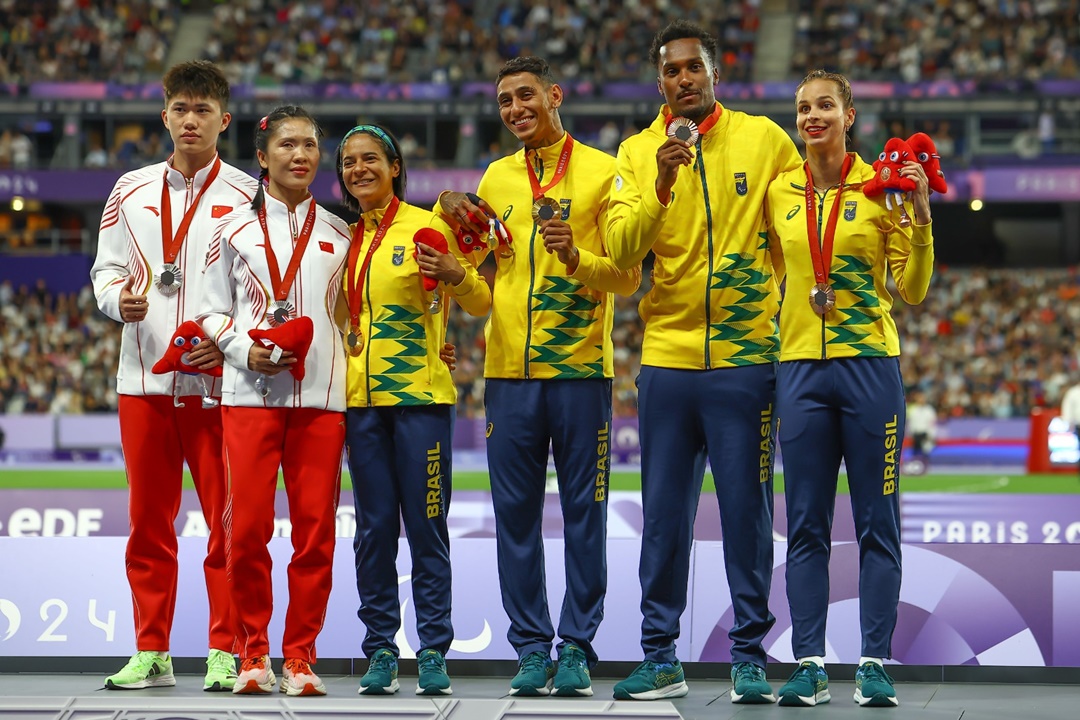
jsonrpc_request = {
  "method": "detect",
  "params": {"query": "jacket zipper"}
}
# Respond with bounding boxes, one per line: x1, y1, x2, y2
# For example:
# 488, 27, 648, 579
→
817, 188, 828, 360
695, 138, 714, 369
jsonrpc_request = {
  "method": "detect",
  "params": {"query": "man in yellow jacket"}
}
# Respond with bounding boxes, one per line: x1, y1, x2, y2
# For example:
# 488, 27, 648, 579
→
605, 21, 801, 703
439, 56, 640, 698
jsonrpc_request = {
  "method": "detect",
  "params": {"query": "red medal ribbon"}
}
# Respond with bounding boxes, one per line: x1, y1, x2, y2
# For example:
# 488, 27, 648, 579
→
803, 153, 854, 286
346, 197, 400, 329
258, 197, 318, 302
663, 103, 722, 138
526, 134, 574, 200
160, 156, 221, 263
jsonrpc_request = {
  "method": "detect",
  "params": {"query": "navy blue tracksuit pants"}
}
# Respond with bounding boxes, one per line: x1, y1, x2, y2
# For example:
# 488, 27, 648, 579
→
485, 378, 611, 666
637, 364, 777, 666
777, 357, 904, 659
347, 404, 455, 658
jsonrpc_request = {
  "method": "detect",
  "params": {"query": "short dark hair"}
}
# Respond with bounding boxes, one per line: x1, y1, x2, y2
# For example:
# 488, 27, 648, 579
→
162, 61, 230, 110
495, 56, 556, 88
250, 105, 324, 211
648, 21, 717, 70
335, 124, 407, 212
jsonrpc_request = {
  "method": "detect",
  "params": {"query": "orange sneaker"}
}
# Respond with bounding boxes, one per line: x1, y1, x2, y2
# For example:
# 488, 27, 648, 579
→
281, 658, 326, 696
233, 655, 275, 694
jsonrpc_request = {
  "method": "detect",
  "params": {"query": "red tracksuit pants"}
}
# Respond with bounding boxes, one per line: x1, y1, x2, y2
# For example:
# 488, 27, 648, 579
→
221, 406, 344, 662
118, 393, 231, 652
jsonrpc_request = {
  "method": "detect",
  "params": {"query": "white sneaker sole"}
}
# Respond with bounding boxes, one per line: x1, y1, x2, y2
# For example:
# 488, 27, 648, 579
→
105, 675, 176, 690
779, 689, 829, 706
281, 681, 326, 696
621, 681, 689, 700
855, 689, 899, 706
359, 679, 400, 695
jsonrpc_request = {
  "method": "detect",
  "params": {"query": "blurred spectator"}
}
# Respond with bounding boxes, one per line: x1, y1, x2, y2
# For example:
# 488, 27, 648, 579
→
84, 135, 110, 168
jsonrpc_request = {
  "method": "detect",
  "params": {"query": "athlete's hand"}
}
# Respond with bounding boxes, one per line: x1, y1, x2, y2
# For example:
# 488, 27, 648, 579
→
440, 342, 457, 371
900, 160, 933, 224
119, 276, 148, 323
247, 344, 295, 376
655, 137, 694, 205
187, 338, 224, 370
440, 191, 495, 236
540, 220, 579, 272
416, 242, 467, 285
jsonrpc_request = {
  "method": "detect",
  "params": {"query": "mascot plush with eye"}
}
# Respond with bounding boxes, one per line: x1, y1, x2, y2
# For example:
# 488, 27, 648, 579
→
862, 137, 918, 227
906, 132, 948, 194
153, 320, 222, 377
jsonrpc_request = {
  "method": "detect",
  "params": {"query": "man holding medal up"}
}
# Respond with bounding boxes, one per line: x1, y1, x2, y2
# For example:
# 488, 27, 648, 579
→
91, 61, 258, 692
438, 56, 640, 697
605, 21, 801, 702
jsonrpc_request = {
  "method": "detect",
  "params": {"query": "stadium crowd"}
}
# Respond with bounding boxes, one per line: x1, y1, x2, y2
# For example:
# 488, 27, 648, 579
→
3, 268, 1077, 420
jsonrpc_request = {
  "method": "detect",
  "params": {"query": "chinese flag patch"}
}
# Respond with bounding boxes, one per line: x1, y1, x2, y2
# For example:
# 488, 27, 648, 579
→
319, 241, 334, 253
211, 205, 232, 218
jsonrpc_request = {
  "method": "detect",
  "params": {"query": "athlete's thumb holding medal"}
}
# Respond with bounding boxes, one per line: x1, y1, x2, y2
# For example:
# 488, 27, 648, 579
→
655, 129, 694, 205
540, 214, 579, 272
119, 275, 148, 323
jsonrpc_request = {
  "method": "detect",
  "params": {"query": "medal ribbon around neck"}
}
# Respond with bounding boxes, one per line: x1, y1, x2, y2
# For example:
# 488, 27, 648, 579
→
526, 134, 574, 201
663, 103, 722, 140
258, 197, 317, 305
160, 156, 221, 264
803, 153, 854, 290
346, 197, 400, 333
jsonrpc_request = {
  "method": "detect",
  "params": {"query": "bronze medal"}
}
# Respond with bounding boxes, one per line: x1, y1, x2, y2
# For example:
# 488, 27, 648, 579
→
346, 326, 364, 356
666, 117, 700, 145
155, 263, 183, 296
809, 282, 836, 316
531, 196, 561, 224
428, 290, 441, 315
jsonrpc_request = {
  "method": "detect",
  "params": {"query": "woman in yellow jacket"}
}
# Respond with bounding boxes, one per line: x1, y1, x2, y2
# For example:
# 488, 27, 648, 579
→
335, 124, 491, 697
765, 71, 934, 709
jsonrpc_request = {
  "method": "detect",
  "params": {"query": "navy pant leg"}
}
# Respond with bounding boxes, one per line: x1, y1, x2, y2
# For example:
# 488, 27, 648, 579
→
393, 405, 455, 655
837, 357, 904, 658
547, 378, 612, 667
347, 407, 404, 657
777, 361, 844, 659
485, 379, 555, 659
701, 363, 777, 667
637, 366, 707, 662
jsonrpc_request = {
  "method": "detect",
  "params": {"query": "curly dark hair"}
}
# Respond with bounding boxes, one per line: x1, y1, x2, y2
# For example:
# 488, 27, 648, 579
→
648, 21, 718, 70
496, 56, 556, 87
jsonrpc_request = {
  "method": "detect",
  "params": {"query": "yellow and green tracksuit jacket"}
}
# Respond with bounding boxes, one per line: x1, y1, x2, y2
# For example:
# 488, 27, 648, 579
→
344, 201, 491, 407
765, 153, 934, 361
607, 102, 802, 369
471, 133, 641, 379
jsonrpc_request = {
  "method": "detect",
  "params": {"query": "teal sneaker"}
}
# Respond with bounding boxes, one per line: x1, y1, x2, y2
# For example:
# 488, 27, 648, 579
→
416, 649, 452, 696
509, 651, 555, 696
731, 661, 776, 703
359, 648, 399, 695
553, 644, 592, 697
105, 651, 175, 690
854, 662, 898, 707
203, 648, 238, 692
612, 659, 688, 700
778, 661, 830, 706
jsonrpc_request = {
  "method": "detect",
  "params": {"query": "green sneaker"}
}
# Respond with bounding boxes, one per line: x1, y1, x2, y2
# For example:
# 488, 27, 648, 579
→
730, 661, 776, 703
553, 644, 592, 697
203, 649, 238, 692
359, 649, 399, 695
104, 651, 175, 690
509, 651, 555, 696
854, 661, 898, 707
612, 659, 688, 700
778, 661, 830, 706
416, 649, 452, 696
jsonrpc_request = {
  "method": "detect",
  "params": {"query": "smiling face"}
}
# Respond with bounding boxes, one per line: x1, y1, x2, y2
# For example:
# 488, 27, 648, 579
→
657, 38, 719, 122
257, 117, 320, 203
796, 78, 855, 152
496, 71, 564, 149
161, 93, 230, 169
338, 133, 400, 213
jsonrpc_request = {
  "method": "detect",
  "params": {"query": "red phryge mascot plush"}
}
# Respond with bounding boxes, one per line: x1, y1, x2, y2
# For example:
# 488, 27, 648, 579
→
906, 132, 948, 194
248, 316, 314, 382
862, 137, 918, 227
153, 320, 223, 377
414, 227, 450, 292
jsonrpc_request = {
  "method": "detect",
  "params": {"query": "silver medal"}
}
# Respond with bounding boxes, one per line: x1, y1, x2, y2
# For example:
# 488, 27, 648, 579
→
155, 263, 183, 296
255, 374, 270, 398
265, 300, 296, 327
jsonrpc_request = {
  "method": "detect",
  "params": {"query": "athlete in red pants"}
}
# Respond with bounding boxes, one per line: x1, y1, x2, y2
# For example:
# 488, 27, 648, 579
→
198, 105, 351, 696
92, 61, 258, 691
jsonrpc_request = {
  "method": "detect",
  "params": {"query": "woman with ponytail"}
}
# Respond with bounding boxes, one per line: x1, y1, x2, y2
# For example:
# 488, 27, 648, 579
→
335, 124, 491, 697
197, 105, 352, 697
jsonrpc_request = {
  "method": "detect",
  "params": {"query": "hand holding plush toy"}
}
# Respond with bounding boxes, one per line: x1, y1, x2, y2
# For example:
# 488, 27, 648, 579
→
153, 320, 223, 378
862, 137, 918, 227
248, 316, 314, 383
906, 132, 948, 194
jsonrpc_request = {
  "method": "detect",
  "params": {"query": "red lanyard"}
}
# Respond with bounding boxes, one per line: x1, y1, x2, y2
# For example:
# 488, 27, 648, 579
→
257, 198, 317, 302
803, 154, 854, 285
526, 134, 574, 200
346, 197, 400, 328
160, 157, 221, 263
